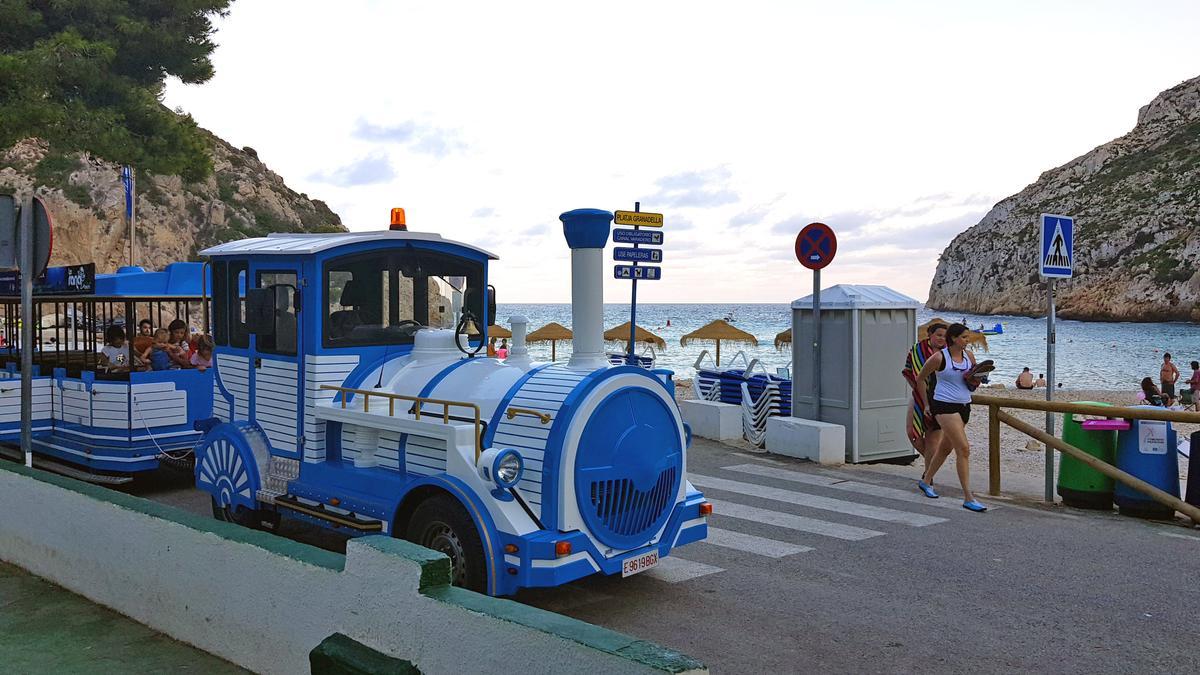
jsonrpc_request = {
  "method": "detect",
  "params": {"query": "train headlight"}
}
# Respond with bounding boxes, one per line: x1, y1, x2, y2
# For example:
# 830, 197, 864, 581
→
478, 447, 524, 490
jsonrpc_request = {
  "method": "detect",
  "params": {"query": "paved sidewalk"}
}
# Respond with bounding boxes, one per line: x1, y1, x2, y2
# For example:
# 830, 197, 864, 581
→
0, 562, 245, 674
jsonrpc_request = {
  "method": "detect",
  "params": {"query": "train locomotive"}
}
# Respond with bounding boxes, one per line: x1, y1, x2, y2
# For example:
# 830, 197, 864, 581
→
193, 207, 709, 595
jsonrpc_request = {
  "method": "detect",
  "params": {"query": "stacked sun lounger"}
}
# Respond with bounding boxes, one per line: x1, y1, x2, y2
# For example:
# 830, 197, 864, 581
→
606, 352, 655, 369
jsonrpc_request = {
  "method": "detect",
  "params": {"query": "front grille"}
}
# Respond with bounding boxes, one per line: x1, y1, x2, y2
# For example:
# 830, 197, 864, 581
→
589, 467, 677, 538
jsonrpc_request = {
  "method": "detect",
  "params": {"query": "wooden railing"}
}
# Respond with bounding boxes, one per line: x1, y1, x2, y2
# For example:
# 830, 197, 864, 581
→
972, 393, 1200, 523
320, 385, 483, 461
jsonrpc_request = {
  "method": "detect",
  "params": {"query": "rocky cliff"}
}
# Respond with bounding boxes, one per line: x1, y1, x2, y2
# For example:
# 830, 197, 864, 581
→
927, 75, 1200, 322
0, 131, 343, 273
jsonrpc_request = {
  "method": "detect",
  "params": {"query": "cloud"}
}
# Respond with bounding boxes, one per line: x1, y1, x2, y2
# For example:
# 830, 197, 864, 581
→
671, 215, 696, 230
731, 205, 770, 227
520, 223, 550, 237
844, 210, 986, 248
471, 207, 495, 218
770, 209, 878, 236
353, 118, 466, 158
649, 166, 739, 208
308, 153, 395, 186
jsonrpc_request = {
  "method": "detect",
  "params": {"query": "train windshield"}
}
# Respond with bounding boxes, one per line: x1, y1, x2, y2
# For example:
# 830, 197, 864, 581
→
323, 248, 483, 348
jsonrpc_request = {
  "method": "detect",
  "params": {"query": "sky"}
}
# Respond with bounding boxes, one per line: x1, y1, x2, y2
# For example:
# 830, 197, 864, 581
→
164, 0, 1200, 303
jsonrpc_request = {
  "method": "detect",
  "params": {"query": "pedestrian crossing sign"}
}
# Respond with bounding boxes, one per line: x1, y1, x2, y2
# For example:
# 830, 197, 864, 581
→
1040, 213, 1074, 278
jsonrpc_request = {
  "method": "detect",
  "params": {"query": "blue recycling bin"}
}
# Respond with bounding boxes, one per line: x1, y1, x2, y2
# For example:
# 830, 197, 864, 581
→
1187, 430, 1200, 509
1113, 410, 1179, 519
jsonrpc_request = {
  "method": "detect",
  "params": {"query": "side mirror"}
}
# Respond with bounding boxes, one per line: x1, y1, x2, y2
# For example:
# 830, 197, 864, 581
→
487, 284, 497, 324
245, 287, 275, 335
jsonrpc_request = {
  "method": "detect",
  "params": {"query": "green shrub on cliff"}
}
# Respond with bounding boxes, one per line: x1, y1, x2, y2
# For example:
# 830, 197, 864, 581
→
0, 0, 232, 181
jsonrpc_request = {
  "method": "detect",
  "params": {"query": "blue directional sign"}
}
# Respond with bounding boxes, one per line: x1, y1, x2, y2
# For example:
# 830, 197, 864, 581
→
612, 228, 663, 245
614, 247, 662, 263
614, 265, 661, 281
1040, 213, 1074, 278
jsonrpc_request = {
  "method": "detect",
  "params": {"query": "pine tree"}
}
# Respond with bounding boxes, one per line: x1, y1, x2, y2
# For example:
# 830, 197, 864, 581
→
0, 0, 233, 181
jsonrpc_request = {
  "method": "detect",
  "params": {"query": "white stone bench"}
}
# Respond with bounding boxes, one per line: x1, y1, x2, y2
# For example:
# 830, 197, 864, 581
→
766, 416, 845, 465
679, 400, 742, 441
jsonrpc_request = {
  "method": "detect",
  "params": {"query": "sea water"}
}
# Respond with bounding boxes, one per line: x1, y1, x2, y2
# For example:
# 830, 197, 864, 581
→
497, 303, 1200, 391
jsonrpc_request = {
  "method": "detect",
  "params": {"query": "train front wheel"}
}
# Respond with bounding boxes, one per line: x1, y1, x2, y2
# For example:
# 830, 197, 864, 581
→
406, 495, 487, 593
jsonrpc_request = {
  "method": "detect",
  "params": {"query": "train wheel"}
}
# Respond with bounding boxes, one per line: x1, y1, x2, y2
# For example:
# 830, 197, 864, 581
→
407, 495, 486, 592
210, 496, 262, 529
195, 423, 267, 529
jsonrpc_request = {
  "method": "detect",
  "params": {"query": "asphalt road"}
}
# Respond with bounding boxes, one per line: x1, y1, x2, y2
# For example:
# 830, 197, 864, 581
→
124, 439, 1200, 674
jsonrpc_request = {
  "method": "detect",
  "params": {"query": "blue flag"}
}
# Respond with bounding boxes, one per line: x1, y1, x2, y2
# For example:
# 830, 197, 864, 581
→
121, 166, 133, 219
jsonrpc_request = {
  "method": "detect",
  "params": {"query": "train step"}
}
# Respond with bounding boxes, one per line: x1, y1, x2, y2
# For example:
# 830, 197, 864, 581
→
273, 494, 385, 532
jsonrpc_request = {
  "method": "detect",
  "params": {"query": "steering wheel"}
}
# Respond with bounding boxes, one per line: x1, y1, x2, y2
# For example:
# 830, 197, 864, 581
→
395, 319, 423, 334
455, 311, 483, 356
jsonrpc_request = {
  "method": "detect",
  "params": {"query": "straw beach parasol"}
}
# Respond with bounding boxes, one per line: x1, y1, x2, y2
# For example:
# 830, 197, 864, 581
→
603, 322, 666, 350
487, 324, 512, 339
526, 322, 573, 361
774, 328, 791, 351
918, 317, 989, 352
681, 319, 758, 366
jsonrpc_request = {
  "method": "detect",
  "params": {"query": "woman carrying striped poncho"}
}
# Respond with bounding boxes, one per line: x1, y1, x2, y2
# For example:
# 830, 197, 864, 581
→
901, 321, 947, 460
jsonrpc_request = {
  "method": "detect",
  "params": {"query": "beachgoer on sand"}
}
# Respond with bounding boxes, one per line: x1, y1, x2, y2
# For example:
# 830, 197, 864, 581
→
914, 323, 990, 513
1016, 367, 1034, 390
901, 321, 948, 465
1160, 352, 1180, 401
1034, 373, 1047, 388
1187, 360, 1199, 411
1140, 377, 1165, 407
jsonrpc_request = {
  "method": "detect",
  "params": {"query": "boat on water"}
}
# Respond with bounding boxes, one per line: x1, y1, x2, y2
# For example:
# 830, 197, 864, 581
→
978, 322, 1004, 336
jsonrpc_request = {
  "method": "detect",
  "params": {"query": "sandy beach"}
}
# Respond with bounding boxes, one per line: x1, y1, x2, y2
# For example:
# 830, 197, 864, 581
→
675, 379, 1195, 496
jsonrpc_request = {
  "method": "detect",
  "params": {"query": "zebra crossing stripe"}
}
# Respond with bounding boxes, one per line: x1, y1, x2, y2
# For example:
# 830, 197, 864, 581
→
691, 474, 948, 527
711, 500, 884, 541
722, 463, 967, 511
703, 527, 813, 557
644, 556, 725, 583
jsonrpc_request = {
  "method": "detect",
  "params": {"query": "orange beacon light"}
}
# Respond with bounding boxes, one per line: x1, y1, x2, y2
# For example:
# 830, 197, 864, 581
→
390, 207, 407, 230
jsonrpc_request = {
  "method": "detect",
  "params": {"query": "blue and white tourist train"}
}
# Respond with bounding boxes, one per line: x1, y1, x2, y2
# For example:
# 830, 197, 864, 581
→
188, 207, 708, 595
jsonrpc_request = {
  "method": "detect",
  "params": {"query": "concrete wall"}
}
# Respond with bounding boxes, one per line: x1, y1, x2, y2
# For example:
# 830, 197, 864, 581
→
0, 463, 704, 675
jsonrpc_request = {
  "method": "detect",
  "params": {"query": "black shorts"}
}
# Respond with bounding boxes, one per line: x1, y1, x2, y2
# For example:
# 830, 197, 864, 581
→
930, 399, 971, 425
1162, 381, 1175, 398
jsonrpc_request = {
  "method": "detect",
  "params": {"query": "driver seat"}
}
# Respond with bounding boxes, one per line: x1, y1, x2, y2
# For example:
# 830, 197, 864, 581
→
328, 279, 366, 340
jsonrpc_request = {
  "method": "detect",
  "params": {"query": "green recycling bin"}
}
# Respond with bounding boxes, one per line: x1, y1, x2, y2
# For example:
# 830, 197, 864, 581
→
1057, 401, 1119, 509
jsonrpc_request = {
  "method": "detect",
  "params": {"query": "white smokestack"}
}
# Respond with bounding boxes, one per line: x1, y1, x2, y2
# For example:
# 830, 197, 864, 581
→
506, 315, 531, 367
559, 209, 613, 370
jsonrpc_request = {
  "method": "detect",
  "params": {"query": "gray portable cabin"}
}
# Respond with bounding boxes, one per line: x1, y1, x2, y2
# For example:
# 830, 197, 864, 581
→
790, 285, 920, 463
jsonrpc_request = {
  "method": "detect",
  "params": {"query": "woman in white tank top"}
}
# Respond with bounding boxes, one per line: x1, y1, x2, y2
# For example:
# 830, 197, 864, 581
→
914, 323, 987, 512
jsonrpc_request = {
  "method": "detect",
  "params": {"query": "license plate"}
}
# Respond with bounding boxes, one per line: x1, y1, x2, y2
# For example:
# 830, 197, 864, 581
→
621, 550, 659, 577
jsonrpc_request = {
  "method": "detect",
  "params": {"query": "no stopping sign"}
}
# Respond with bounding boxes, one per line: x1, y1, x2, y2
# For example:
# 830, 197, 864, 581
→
795, 222, 836, 270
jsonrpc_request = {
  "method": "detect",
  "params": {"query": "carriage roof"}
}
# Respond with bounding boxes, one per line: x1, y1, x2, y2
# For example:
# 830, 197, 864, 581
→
93, 262, 207, 298
199, 230, 499, 260
0, 262, 206, 300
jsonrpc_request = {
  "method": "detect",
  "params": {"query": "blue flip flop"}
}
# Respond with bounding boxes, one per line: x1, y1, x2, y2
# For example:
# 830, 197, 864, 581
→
963, 500, 988, 512
917, 481, 939, 499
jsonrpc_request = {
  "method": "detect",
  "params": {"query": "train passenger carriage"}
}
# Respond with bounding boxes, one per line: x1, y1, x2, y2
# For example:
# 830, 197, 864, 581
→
191, 208, 709, 596
0, 263, 213, 481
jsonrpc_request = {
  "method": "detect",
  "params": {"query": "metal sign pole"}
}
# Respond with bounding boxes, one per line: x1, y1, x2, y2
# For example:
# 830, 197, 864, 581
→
813, 268, 821, 421
627, 202, 639, 366
129, 169, 136, 267
19, 196, 34, 467
1045, 277, 1056, 501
